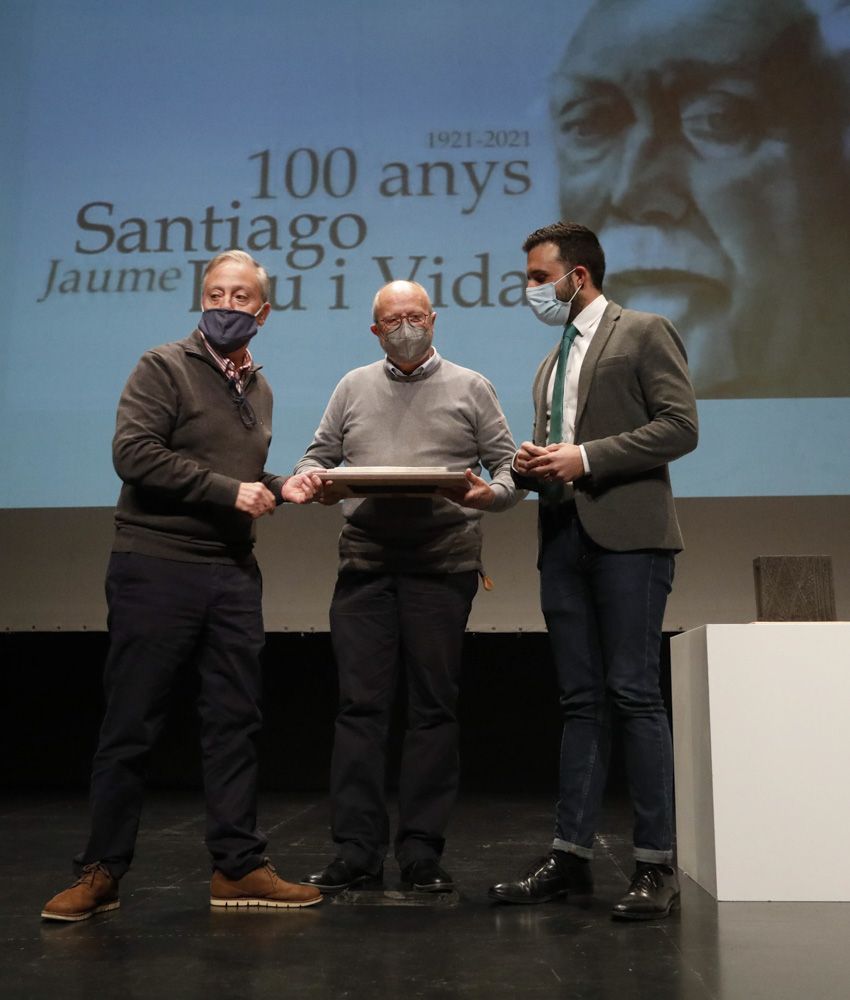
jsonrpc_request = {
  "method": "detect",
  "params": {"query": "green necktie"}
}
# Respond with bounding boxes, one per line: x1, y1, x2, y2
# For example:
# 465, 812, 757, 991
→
541, 322, 578, 504
547, 322, 579, 445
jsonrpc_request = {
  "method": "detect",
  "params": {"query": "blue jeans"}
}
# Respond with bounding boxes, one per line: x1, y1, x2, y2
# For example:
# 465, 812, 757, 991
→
539, 504, 674, 864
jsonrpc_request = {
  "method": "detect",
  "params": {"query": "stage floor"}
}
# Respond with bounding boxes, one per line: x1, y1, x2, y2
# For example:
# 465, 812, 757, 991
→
3, 791, 849, 999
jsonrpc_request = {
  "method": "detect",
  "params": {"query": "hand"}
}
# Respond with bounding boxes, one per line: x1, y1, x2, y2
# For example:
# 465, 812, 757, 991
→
526, 443, 585, 484
281, 471, 325, 504
514, 441, 549, 478
235, 482, 277, 518
438, 468, 495, 510
314, 478, 341, 505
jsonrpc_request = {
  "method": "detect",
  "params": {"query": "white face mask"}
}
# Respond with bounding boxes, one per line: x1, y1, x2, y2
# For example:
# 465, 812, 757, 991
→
525, 267, 582, 327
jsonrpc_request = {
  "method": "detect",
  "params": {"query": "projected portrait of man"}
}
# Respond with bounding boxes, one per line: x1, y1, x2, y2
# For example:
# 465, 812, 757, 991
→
549, 0, 850, 398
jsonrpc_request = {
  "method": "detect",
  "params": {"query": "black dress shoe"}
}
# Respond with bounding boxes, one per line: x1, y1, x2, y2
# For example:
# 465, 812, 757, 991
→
488, 852, 594, 905
611, 864, 680, 920
400, 858, 455, 893
300, 858, 382, 893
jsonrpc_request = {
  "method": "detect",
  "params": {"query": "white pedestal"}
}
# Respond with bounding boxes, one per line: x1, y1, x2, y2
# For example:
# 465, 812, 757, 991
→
671, 623, 850, 901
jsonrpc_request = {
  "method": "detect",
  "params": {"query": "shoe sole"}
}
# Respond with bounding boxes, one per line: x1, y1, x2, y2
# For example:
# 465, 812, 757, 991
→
610, 895, 680, 921
487, 889, 593, 905
299, 875, 382, 893
210, 895, 322, 909
41, 900, 120, 922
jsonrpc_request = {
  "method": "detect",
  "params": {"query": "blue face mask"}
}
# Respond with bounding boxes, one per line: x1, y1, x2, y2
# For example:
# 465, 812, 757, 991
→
199, 307, 263, 355
525, 268, 582, 327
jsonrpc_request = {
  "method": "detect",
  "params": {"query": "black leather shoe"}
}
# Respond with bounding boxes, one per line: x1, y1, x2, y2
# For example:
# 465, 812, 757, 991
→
488, 852, 593, 905
400, 858, 455, 893
300, 858, 382, 893
611, 864, 680, 920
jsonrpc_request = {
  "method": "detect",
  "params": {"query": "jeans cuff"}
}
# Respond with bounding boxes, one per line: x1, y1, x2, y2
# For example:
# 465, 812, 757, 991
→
634, 847, 673, 864
552, 838, 594, 860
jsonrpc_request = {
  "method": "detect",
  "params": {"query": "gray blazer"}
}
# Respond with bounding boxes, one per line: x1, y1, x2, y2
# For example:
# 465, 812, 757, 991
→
520, 300, 698, 552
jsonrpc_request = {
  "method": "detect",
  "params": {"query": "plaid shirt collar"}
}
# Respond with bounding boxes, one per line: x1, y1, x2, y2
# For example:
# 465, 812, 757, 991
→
200, 333, 254, 388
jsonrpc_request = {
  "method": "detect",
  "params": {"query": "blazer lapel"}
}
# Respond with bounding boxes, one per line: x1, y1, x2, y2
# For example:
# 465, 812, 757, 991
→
534, 342, 561, 445
575, 301, 621, 428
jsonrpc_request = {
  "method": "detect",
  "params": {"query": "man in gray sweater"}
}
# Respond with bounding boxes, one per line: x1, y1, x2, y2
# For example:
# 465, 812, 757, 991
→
42, 250, 323, 921
298, 280, 521, 894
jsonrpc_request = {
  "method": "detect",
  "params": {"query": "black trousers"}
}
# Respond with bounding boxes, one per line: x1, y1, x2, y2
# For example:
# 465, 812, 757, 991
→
77, 552, 267, 880
328, 570, 478, 872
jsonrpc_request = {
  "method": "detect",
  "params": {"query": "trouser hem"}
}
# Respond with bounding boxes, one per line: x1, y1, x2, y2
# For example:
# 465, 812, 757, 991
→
337, 846, 385, 876
552, 838, 594, 860
73, 854, 127, 880
213, 854, 268, 881
634, 847, 674, 864
396, 847, 441, 868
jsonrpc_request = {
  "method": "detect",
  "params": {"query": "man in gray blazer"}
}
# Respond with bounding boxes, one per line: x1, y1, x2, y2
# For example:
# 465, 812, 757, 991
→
488, 222, 698, 919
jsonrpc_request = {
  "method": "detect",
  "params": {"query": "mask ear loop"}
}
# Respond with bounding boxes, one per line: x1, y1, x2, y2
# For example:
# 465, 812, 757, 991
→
553, 266, 576, 291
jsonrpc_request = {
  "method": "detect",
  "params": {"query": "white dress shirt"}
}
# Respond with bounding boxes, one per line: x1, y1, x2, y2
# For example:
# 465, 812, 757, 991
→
546, 294, 608, 473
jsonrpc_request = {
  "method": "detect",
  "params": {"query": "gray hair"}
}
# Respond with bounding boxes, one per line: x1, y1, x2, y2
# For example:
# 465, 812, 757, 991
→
203, 250, 270, 302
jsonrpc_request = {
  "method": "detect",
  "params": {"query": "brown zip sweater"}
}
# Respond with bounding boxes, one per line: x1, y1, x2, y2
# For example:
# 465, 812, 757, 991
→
111, 330, 284, 564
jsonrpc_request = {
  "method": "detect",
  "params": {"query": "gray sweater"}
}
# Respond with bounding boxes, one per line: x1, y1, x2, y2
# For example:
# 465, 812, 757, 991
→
295, 354, 520, 573
112, 331, 284, 564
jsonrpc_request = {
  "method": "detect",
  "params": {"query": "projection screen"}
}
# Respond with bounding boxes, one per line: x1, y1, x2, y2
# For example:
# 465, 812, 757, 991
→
2, 0, 849, 631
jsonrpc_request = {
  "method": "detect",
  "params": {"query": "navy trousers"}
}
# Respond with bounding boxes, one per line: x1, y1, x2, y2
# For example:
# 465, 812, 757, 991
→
78, 552, 267, 879
539, 504, 675, 864
328, 570, 478, 872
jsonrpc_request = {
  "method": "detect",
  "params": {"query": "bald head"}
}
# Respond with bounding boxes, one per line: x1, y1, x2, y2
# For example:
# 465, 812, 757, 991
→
370, 280, 436, 373
549, 0, 846, 397
566, 0, 812, 64
371, 280, 432, 322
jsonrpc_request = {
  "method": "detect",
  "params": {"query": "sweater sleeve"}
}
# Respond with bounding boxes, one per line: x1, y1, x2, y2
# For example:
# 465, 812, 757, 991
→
293, 380, 347, 472
472, 376, 524, 512
112, 351, 241, 507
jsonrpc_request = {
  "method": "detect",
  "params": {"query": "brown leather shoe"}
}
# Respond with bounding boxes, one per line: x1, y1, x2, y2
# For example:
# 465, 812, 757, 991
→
41, 862, 120, 922
211, 860, 322, 909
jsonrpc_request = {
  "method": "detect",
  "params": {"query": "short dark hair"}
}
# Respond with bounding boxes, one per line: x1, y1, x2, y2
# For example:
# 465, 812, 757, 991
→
523, 222, 606, 289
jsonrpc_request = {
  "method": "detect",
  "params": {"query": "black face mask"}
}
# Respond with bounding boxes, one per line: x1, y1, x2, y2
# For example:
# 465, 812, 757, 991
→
199, 307, 262, 354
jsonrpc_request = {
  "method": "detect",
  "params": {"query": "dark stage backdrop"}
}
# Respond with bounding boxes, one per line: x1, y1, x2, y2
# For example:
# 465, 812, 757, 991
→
0, 632, 665, 794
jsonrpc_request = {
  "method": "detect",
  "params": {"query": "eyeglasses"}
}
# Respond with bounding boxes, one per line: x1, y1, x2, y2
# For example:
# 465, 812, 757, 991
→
228, 378, 257, 428
377, 311, 429, 332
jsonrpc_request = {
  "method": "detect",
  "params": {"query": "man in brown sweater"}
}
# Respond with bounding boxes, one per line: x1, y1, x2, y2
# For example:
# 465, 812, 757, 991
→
41, 251, 323, 920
